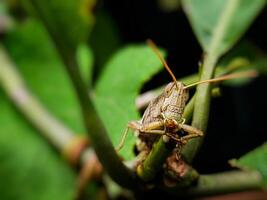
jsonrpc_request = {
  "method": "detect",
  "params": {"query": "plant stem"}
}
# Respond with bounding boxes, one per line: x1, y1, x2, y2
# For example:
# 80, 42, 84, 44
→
163, 170, 263, 197
182, 0, 240, 163
22, 0, 138, 189
137, 138, 173, 181
60, 43, 137, 190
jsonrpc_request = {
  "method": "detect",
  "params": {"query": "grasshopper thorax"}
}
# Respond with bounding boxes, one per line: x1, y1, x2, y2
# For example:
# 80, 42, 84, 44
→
161, 81, 189, 122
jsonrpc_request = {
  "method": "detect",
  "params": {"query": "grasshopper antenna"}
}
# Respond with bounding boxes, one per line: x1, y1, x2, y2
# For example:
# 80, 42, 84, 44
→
147, 39, 179, 89
183, 70, 258, 89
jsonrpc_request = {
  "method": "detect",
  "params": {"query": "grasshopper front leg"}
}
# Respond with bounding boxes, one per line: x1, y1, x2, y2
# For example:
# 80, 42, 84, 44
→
164, 124, 203, 146
179, 124, 203, 140
116, 120, 203, 151
116, 120, 165, 151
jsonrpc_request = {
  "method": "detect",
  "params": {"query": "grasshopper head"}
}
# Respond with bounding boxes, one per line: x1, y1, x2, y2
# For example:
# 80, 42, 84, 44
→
162, 82, 189, 122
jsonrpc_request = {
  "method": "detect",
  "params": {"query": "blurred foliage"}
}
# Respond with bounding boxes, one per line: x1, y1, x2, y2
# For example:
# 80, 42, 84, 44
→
182, 0, 266, 55
0, 18, 90, 199
0, 1, 7, 14
3, 19, 86, 133
21, 0, 95, 53
0, 94, 76, 200
221, 42, 267, 86
230, 143, 267, 186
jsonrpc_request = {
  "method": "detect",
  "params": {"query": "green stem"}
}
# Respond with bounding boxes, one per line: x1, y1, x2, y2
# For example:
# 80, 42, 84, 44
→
25, 0, 137, 189
183, 95, 195, 124
163, 170, 263, 197
137, 138, 173, 181
182, 0, 240, 163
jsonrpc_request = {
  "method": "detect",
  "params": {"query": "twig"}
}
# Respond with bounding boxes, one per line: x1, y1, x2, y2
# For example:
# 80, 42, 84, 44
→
163, 170, 263, 197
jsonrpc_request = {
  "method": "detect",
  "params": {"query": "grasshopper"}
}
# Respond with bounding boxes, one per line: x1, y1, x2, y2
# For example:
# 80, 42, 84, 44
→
117, 39, 257, 151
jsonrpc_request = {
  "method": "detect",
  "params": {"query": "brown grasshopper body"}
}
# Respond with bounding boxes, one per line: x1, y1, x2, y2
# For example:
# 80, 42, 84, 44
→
123, 81, 202, 151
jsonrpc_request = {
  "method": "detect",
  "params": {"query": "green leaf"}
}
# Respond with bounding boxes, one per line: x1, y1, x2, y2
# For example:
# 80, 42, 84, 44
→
94, 45, 165, 159
222, 41, 267, 74
3, 19, 86, 134
0, 1, 14, 33
0, 93, 76, 200
220, 42, 267, 86
229, 143, 267, 186
0, 1, 7, 14
22, 0, 95, 51
182, 0, 266, 55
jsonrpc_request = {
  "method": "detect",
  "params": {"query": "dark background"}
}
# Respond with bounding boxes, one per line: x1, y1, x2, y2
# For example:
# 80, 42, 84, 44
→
102, 0, 267, 174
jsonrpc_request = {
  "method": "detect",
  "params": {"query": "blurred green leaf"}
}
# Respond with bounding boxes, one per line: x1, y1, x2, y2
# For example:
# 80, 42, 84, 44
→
22, 0, 94, 52
182, 0, 266, 55
222, 41, 267, 74
4, 19, 86, 134
0, 1, 14, 34
0, 1, 7, 14
94, 45, 165, 159
230, 143, 267, 186
0, 93, 75, 200
220, 42, 267, 86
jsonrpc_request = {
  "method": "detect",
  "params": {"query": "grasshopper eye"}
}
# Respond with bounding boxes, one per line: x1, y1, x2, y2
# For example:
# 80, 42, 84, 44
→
164, 82, 175, 95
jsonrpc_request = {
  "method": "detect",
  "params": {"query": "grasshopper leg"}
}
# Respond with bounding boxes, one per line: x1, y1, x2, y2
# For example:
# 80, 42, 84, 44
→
116, 127, 130, 151
139, 129, 165, 135
179, 124, 203, 141
116, 120, 166, 151
116, 121, 142, 151
163, 124, 203, 145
